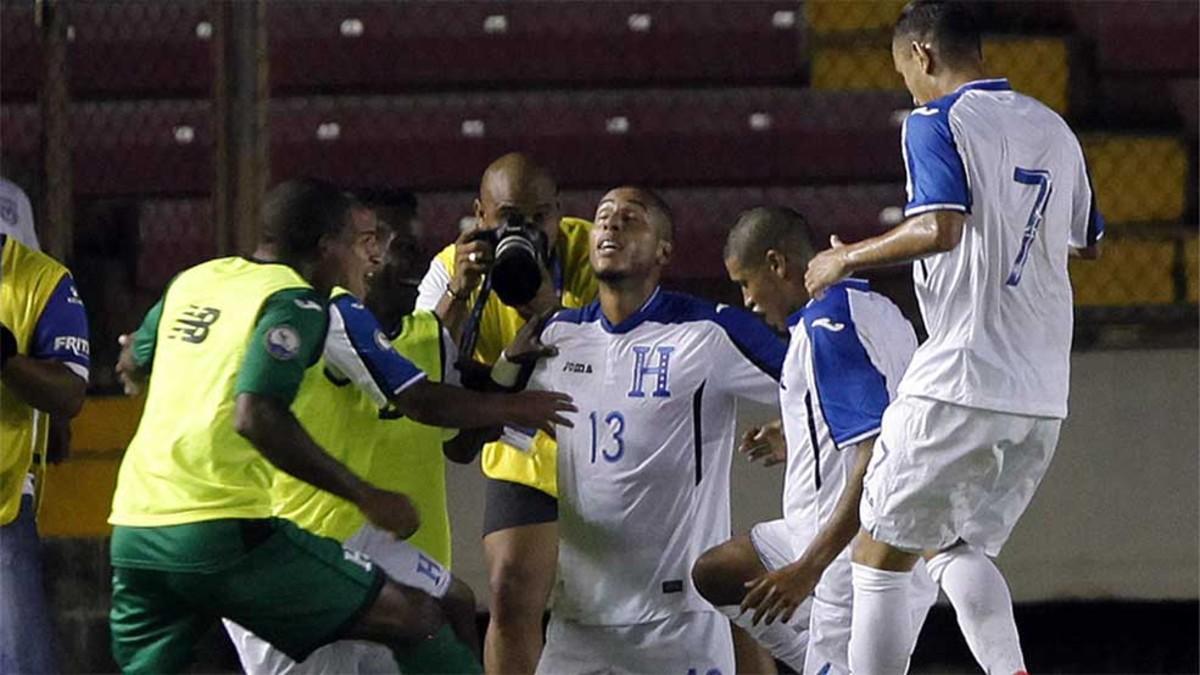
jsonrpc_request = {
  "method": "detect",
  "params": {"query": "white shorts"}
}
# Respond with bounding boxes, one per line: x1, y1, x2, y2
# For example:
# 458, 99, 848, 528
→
536, 611, 734, 675
861, 395, 1062, 557
751, 519, 937, 675
224, 523, 453, 675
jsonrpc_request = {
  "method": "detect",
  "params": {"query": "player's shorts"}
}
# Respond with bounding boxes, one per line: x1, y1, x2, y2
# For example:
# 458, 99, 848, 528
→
110, 518, 384, 674
750, 519, 937, 675
536, 610, 734, 675
223, 523, 453, 674
482, 476, 558, 536
861, 394, 1062, 557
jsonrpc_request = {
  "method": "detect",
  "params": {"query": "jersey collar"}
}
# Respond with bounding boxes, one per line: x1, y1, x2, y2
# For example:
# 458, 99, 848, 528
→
954, 78, 1012, 94
600, 286, 663, 334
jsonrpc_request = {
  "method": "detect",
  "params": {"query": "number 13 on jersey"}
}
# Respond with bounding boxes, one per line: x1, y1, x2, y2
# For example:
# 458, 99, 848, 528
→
588, 410, 626, 463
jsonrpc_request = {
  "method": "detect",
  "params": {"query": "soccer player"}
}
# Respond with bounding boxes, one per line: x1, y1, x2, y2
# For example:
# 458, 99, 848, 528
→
505, 187, 786, 673
804, 3, 1104, 673
107, 180, 571, 674
0, 233, 89, 674
416, 153, 597, 672
691, 207, 937, 675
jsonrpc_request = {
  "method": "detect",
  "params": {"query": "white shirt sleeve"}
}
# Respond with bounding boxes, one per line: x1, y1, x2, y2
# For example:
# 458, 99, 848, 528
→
1068, 136, 1105, 250
323, 295, 427, 408
708, 307, 786, 404
415, 257, 452, 312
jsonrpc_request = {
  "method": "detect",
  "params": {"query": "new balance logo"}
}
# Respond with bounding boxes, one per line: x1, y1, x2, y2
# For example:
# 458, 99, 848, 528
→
169, 305, 221, 343
811, 318, 845, 332
562, 361, 593, 374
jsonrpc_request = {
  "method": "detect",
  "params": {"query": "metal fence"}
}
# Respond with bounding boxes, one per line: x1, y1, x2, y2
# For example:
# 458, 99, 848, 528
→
1, 0, 1196, 390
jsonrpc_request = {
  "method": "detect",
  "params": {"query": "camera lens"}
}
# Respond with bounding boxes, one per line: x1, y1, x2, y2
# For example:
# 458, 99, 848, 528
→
491, 234, 541, 306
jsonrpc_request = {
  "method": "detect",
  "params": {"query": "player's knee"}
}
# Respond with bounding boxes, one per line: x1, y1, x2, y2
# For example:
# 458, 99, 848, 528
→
691, 544, 742, 606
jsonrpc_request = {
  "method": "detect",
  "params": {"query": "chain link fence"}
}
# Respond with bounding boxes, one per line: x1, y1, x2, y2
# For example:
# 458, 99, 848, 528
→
2, 0, 1196, 392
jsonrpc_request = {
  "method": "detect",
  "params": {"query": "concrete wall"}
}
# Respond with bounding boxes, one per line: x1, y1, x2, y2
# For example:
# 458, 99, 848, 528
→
444, 348, 1200, 603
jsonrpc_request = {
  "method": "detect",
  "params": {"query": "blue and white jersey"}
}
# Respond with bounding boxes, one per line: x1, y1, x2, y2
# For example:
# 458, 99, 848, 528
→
524, 288, 784, 625
322, 292, 426, 407
779, 279, 915, 547
899, 78, 1102, 418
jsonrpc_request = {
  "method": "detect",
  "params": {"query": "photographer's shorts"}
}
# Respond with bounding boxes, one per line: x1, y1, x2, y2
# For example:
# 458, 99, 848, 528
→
483, 476, 558, 536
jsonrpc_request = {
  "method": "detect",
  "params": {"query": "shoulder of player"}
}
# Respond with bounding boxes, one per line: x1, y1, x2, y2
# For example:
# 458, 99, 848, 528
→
3, 236, 70, 285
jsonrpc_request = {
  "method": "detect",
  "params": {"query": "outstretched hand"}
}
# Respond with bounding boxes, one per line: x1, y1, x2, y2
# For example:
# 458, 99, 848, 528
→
740, 560, 822, 626
805, 235, 850, 299
738, 420, 787, 468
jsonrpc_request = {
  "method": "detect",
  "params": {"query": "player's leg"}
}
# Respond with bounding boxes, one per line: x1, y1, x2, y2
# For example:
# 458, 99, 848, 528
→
921, 414, 1061, 675
110, 565, 215, 674
848, 533, 920, 675
692, 523, 809, 671
481, 477, 558, 674
0, 494, 59, 674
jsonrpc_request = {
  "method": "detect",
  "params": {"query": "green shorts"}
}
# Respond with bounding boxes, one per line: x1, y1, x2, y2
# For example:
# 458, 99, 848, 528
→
110, 518, 384, 674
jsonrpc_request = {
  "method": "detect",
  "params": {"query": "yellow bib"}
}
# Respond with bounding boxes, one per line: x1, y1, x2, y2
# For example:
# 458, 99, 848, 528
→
434, 217, 597, 496
0, 238, 70, 525
109, 258, 311, 526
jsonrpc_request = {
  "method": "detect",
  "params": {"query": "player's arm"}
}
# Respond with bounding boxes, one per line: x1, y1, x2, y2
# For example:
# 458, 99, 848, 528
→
115, 295, 164, 395
1068, 142, 1105, 261
807, 107, 970, 297
711, 305, 787, 402
0, 275, 90, 418
328, 293, 576, 434
233, 288, 420, 538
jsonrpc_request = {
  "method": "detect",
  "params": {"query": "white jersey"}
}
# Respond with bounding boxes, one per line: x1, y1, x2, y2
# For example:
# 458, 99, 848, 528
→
523, 288, 785, 625
779, 279, 916, 546
897, 78, 1104, 419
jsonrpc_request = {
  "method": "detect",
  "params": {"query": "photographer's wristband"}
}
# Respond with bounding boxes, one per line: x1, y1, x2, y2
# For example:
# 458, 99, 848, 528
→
491, 352, 522, 389
445, 283, 467, 302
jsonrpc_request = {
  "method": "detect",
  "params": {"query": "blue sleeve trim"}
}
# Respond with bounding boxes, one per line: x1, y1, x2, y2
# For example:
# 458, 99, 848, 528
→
1086, 172, 1105, 246
30, 275, 90, 373
332, 294, 424, 397
902, 99, 972, 218
803, 285, 889, 449
708, 302, 786, 382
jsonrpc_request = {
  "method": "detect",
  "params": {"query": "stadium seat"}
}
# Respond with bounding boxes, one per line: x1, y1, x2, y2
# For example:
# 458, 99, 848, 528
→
269, 89, 910, 191
1185, 237, 1199, 304
0, 1, 39, 101
1082, 135, 1188, 224
1069, 238, 1176, 306
0, 104, 40, 169
268, 1, 803, 93
136, 199, 215, 290
1072, 1, 1199, 75
805, 0, 907, 34
72, 100, 213, 196
810, 37, 1070, 115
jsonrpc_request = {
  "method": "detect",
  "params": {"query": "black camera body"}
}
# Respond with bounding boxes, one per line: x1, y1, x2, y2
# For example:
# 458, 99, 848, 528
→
468, 214, 550, 307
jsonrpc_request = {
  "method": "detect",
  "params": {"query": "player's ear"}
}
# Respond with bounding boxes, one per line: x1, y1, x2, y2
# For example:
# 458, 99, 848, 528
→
765, 249, 786, 279
913, 41, 933, 75
657, 239, 673, 266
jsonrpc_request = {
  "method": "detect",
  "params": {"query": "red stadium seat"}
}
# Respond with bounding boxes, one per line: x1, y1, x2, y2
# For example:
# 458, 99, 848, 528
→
1072, 1, 1199, 75
269, 89, 910, 191
136, 199, 215, 290
267, 1, 803, 93
0, 1, 39, 101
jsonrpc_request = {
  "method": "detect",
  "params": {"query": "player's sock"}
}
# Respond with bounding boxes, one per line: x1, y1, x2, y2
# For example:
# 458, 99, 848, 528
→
926, 546, 1025, 675
849, 563, 914, 675
718, 604, 808, 670
391, 625, 482, 674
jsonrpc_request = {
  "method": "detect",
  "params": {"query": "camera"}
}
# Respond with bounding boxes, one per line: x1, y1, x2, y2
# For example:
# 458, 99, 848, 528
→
468, 214, 550, 307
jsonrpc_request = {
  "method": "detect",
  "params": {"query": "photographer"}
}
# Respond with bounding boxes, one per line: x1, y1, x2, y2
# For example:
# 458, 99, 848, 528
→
415, 153, 596, 673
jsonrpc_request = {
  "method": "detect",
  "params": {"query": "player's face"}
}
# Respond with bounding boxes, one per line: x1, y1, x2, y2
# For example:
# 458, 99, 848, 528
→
475, 176, 561, 249
591, 189, 670, 283
331, 207, 383, 298
725, 255, 790, 330
892, 37, 935, 106
366, 225, 423, 314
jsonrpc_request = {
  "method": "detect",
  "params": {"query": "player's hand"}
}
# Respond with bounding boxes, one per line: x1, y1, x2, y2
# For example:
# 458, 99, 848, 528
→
356, 486, 421, 540
450, 226, 494, 298
740, 560, 822, 626
805, 235, 850, 299
505, 390, 577, 435
506, 308, 558, 366
115, 333, 144, 396
738, 420, 787, 467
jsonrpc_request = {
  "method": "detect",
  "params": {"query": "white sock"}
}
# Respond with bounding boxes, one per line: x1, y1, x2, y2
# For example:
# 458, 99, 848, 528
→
926, 546, 1025, 675
849, 563, 914, 675
719, 604, 808, 671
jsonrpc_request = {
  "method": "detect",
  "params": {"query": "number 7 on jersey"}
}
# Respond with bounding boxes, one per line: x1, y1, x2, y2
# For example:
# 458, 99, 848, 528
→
1007, 167, 1053, 287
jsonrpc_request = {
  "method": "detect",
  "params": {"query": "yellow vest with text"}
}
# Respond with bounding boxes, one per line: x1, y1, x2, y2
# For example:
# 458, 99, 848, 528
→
0, 238, 70, 525
434, 217, 596, 497
272, 308, 455, 566
109, 258, 312, 526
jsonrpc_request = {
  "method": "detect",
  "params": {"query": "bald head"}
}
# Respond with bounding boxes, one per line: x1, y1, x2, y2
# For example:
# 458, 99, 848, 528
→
598, 186, 674, 241
475, 152, 562, 243
724, 206, 815, 268
480, 152, 557, 203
